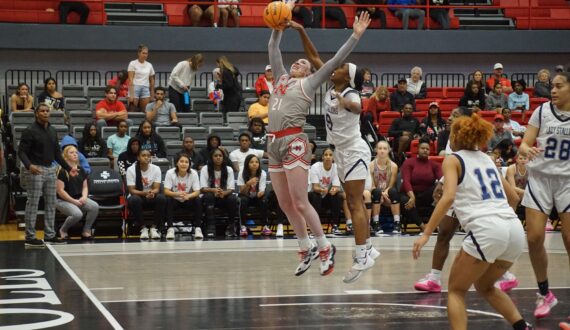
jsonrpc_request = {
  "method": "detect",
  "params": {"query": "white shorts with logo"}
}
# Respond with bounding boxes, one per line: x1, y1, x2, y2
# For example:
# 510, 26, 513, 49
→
462, 215, 525, 263
333, 139, 371, 183
522, 174, 570, 215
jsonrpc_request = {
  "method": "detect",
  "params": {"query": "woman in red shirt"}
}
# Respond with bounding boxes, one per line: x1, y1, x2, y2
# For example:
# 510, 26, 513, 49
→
364, 86, 391, 133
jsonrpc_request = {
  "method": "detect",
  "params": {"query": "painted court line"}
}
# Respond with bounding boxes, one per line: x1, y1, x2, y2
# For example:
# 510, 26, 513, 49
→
89, 287, 125, 291
47, 244, 124, 330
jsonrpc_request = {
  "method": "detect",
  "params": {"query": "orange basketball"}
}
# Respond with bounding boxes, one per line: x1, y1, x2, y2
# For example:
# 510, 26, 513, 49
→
263, 1, 292, 29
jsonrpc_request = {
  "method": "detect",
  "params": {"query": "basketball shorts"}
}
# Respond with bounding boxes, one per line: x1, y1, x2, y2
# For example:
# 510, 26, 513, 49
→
462, 215, 525, 263
267, 133, 312, 172
522, 174, 570, 215
333, 139, 371, 183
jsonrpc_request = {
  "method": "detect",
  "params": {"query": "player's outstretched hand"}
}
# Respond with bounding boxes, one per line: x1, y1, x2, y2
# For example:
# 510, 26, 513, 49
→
412, 235, 429, 260
283, 0, 296, 11
526, 146, 543, 160
352, 11, 371, 39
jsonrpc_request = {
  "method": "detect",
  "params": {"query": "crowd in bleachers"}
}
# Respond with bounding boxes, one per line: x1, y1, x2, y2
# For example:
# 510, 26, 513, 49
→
1, 51, 565, 240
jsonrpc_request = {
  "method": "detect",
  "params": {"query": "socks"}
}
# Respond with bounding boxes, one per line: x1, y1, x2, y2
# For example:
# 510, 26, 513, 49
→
430, 269, 442, 280
346, 219, 352, 226
372, 215, 379, 222
365, 238, 372, 249
315, 236, 330, 250
538, 280, 549, 296
298, 238, 313, 251
355, 245, 366, 259
393, 215, 400, 223
512, 319, 528, 330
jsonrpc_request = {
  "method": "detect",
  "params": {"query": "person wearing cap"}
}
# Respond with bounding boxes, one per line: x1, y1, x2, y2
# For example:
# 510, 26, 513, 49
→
248, 90, 270, 124
555, 64, 565, 73
486, 63, 513, 93
508, 79, 530, 122
501, 108, 526, 139
168, 54, 204, 113
488, 113, 513, 151
534, 69, 552, 99
420, 102, 446, 141
255, 65, 275, 96
390, 79, 416, 111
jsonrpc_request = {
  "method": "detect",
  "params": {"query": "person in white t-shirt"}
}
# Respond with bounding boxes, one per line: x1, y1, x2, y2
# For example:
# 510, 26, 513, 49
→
237, 155, 270, 236
229, 132, 265, 173
308, 148, 342, 227
128, 44, 156, 113
163, 153, 203, 240
200, 148, 238, 238
126, 149, 165, 240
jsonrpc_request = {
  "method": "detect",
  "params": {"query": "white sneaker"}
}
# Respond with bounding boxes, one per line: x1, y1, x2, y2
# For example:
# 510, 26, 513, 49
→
294, 246, 319, 276
343, 254, 375, 283
194, 227, 204, 239
276, 224, 284, 237
166, 227, 175, 240
140, 227, 149, 240
150, 227, 161, 239
367, 246, 381, 260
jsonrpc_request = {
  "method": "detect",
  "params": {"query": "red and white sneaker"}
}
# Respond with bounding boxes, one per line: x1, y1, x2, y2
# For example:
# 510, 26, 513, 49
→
261, 225, 273, 236
534, 291, 558, 319
239, 225, 248, 237
319, 244, 336, 276
414, 274, 442, 293
294, 246, 319, 276
495, 272, 519, 292
559, 321, 570, 330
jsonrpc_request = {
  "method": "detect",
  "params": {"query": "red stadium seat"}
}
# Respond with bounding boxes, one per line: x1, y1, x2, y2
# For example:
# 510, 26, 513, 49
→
428, 156, 445, 164
378, 112, 400, 137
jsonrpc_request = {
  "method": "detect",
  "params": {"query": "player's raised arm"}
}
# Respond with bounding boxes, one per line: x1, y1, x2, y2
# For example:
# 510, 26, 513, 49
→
288, 20, 324, 70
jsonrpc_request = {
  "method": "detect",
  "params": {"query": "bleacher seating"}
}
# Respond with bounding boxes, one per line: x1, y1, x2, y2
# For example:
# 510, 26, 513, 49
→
177, 112, 199, 127
156, 126, 181, 142
208, 126, 234, 141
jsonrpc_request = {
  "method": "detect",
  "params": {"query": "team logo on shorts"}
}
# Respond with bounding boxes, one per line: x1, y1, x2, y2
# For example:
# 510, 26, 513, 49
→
287, 138, 308, 160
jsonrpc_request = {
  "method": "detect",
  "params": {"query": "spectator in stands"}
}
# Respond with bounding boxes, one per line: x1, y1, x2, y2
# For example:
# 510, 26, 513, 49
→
390, 79, 416, 111
487, 113, 513, 151
106, 120, 130, 167
107, 70, 129, 98
188, 0, 216, 27
135, 120, 166, 158
117, 137, 139, 177
554, 64, 564, 74
38, 78, 64, 112
388, 0, 425, 30
312, 0, 348, 29
428, 0, 450, 29
229, 132, 265, 172
128, 44, 155, 113
360, 68, 376, 98
365, 86, 391, 132
485, 82, 509, 112
309, 148, 342, 226
369, 140, 401, 232
164, 153, 203, 240
219, 0, 240, 27
292, 0, 313, 28
95, 86, 129, 129
200, 148, 238, 238
471, 70, 485, 92
406, 66, 427, 99
420, 101, 446, 141
18, 103, 76, 247
534, 69, 552, 99
126, 149, 166, 239
255, 65, 275, 96
355, 0, 387, 29
238, 154, 271, 236
200, 134, 232, 168
61, 135, 91, 174
59, 1, 90, 24
10, 83, 34, 113
208, 68, 224, 111
459, 80, 485, 111
216, 56, 242, 117
176, 136, 205, 171
248, 117, 268, 150
247, 90, 270, 124
508, 79, 530, 122
492, 138, 517, 166
400, 138, 442, 232
145, 87, 179, 127
55, 144, 99, 240
485, 63, 512, 93
309, 140, 318, 165
502, 108, 525, 139
505, 153, 528, 219
168, 54, 204, 113
389, 103, 420, 164
78, 123, 108, 159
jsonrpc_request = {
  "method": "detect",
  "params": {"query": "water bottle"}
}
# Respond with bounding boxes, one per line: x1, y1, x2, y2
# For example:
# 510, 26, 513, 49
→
184, 91, 190, 105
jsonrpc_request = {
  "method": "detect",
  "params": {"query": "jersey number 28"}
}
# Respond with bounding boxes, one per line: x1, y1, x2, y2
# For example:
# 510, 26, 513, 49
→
474, 168, 505, 200
544, 137, 570, 160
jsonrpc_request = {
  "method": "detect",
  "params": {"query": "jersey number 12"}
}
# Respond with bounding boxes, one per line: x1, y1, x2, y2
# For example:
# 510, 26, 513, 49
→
474, 168, 505, 200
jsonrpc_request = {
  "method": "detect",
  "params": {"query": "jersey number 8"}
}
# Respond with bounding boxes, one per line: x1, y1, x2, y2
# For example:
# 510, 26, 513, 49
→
544, 137, 570, 160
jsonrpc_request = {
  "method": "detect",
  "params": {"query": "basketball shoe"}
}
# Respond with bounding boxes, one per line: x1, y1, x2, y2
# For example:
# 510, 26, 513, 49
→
295, 246, 319, 276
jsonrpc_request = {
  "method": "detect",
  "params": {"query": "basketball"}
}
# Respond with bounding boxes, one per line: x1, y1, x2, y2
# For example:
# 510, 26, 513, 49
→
263, 1, 292, 29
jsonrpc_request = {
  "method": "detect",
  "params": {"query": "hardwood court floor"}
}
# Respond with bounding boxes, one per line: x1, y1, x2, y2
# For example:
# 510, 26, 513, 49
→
44, 233, 570, 329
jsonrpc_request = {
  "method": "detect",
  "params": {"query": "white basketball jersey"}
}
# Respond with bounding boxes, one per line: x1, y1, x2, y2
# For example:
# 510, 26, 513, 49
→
324, 87, 363, 148
452, 150, 516, 227
526, 101, 570, 178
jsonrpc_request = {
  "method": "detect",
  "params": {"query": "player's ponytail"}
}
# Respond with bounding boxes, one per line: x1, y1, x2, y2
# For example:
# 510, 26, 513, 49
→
451, 114, 494, 151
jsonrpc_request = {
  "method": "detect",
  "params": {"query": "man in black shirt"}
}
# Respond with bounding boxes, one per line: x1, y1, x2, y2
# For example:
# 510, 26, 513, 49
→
388, 103, 421, 164
176, 136, 205, 171
18, 103, 78, 247
390, 79, 416, 111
